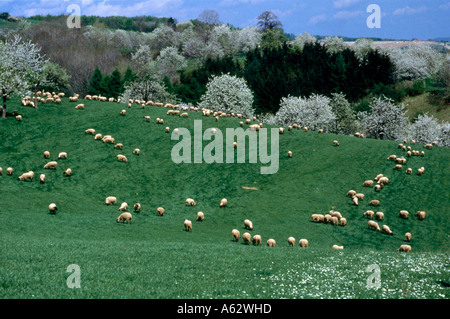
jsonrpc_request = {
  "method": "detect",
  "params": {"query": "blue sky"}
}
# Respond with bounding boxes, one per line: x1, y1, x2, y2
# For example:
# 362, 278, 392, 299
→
1, 0, 449, 40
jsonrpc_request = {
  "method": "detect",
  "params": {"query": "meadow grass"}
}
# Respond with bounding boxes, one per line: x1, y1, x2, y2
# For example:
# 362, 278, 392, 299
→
0, 97, 449, 299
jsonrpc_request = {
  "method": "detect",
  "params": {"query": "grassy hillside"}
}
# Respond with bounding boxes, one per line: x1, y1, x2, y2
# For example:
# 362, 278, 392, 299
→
0, 96, 449, 299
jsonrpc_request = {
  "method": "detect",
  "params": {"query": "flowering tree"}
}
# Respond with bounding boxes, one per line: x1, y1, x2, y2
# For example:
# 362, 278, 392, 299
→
323, 36, 348, 54
156, 47, 187, 84
329, 93, 357, 134
292, 32, 317, 50
199, 74, 255, 117
119, 74, 179, 105
408, 113, 445, 145
0, 35, 46, 117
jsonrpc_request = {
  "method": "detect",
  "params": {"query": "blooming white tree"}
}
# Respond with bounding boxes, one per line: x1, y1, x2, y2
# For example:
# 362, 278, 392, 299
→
199, 74, 255, 117
329, 93, 357, 134
235, 26, 261, 53
119, 74, 179, 105
292, 32, 317, 50
156, 47, 187, 84
408, 113, 446, 145
147, 25, 181, 54
0, 35, 47, 117
351, 38, 375, 61
270, 94, 335, 130
323, 36, 348, 54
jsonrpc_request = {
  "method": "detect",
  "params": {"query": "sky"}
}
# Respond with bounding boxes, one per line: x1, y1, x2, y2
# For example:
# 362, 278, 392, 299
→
1, 0, 449, 40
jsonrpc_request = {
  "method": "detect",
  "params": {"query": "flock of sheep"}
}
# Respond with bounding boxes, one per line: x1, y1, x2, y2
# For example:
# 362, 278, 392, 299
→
3, 92, 437, 254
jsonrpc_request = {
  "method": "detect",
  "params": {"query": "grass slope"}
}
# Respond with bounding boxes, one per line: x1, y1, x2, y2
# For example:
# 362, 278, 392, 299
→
0, 97, 449, 299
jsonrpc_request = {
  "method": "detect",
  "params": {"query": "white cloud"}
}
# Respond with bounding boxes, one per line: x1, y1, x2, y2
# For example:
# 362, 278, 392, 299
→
308, 14, 326, 25
393, 6, 427, 16
333, 0, 359, 9
334, 10, 363, 19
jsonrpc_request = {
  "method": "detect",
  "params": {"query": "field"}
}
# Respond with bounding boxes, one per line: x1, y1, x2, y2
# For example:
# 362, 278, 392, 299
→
0, 96, 449, 299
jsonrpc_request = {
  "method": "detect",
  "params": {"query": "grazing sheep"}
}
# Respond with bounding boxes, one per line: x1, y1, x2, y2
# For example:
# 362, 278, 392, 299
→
355, 193, 365, 200
197, 211, 204, 221
329, 210, 342, 219
157, 207, 165, 216
232, 229, 240, 242
399, 210, 409, 219
363, 210, 375, 219
406, 168, 412, 174
134, 203, 141, 213
63, 168, 72, 177
397, 244, 412, 252
387, 155, 397, 161
44, 161, 58, 169
374, 174, 384, 181
352, 196, 359, 206
299, 238, 309, 247
75, 104, 84, 109
133, 149, 140, 156
103, 137, 115, 144
244, 219, 253, 230
184, 219, 192, 232
267, 239, 276, 247
43, 151, 51, 158
114, 143, 123, 150
340, 218, 347, 227
252, 234, 262, 246
117, 155, 128, 163
85, 128, 95, 135
420, 151, 425, 157
165, 127, 170, 133
333, 140, 339, 146
324, 214, 332, 223
18, 171, 34, 181
16, 115, 22, 122
105, 196, 117, 205
415, 211, 426, 220
382, 224, 393, 235
424, 144, 433, 149
369, 200, 380, 206
332, 245, 344, 250
185, 198, 196, 206
346, 190, 356, 197
144, 116, 151, 122
120, 110, 126, 116
331, 216, 339, 226
40, 174, 45, 184
368, 220, 381, 231
119, 202, 128, 211
376, 212, 384, 221
311, 214, 325, 223
377, 177, 389, 185
219, 198, 227, 208
394, 164, 403, 170
6, 167, 13, 175
242, 232, 251, 245
405, 232, 411, 242
288, 151, 292, 158
374, 184, 382, 192
49, 203, 58, 214
363, 180, 374, 187
288, 237, 296, 247
58, 152, 68, 159
249, 124, 260, 131
94, 134, 103, 140
417, 167, 425, 176
279, 127, 285, 134
117, 212, 132, 224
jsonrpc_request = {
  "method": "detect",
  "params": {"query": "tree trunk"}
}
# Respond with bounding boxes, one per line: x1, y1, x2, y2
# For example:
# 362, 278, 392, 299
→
1, 90, 6, 118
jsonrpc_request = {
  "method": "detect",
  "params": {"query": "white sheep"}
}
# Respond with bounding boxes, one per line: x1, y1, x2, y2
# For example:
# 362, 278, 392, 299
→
117, 154, 128, 163
75, 104, 84, 109
105, 196, 117, 205
346, 190, 356, 197
352, 196, 359, 206
279, 127, 285, 134
299, 238, 309, 247
242, 232, 251, 244
333, 140, 339, 146
369, 199, 380, 206
252, 234, 262, 246
49, 203, 58, 214
331, 216, 339, 226
185, 198, 196, 206
197, 211, 204, 221
58, 152, 68, 159
332, 244, 344, 250
267, 239, 276, 247
119, 202, 128, 211
40, 174, 45, 183
417, 167, 425, 176
288, 151, 292, 158
94, 134, 103, 140
157, 207, 165, 216
376, 211, 384, 221
397, 244, 411, 252
363, 180, 374, 187
355, 193, 365, 200
340, 218, 347, 227
311, 214, 324, 223
133, 149, 140, 156
405, 232, 411, 242
184, 219, 192, 231
85, 128, 95, 135
44, 161, 58, 169
219, 198, 227, 208
114, 143, 123, 150
6, 167, 13, 175
399, 210, 409, 219
134, 203, 141, 213
288, 237, 296, 247
415, 211, 426, 220
43, 151, 51, 158
63, 168, 72, 177
232, 229, 240, 242
117, 212, 132, 224
382, 224, 393, 235
363, 210, 375, 219
18, 171, 34, 181
244, 219, 253, 230
368, 220, 381, 231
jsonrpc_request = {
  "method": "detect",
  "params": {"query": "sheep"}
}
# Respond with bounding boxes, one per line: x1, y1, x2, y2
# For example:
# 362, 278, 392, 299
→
288, 237, 296, 247
303, 127, 308, 132
249, 124, 260, 131
63, 168, 72, 177
369, 200, 380, 206
399, 210, 409, 219
406, 168, 412, 174
424, 144, 433, 149
299, 238, 309, 247
396, 157, 406, 164
44, 161, 58, 169
346, 190, 356, 197
363, 210, 375, 219
144, 116, 151, 122
331, 216, 339, 226
368, 220, 381, 231
279, 127, 285, 134
332, 245, 344, 250
132, 149, 140, 156
49, 203, 58, 214
245, 119, 251, 124
180, 112, 189, 117
387, 155, 397, 161
75, 104, 84, 109
374, 184, 382, 192
133, 203, 141, 213
363, 180, 374, 187
415, 211, 426, 220
232, 229, 240, 242
324, 214, 332, 223
329, 210, 342, 219
374, 174, 384, 181
58, 152, 68, 159
267, 239, 276, 247
16, 115, 22, 122
311, 214, 324, 223
239, 121, 244, 127
219, 198, 227, 208
242, 232, 251, 245
184, 219, 192, 232
157, 207, 165, 216
420, 151, 425, 157
185, 198, 196, 206
375, 211, 384, 221
40, 174, 45, 184
318, 129, 324, 133
333, 140, 339, 146
355, 193, 365, 200
18, 171, 34, 181
113, 143, 123, 150
352, 196, 359, 206
405, 232, 412, 242
94, 134, 103, 140
120, 110, 126, 116
382, 224, 393, 235
394, 164, 403, 170
117, 155, 128, 163
43, 151, 51, 158
252, 234, 262, 246
397, 244, 412, 252
117, 212, 132, 224
85, 128, 95, 135
197, 211, 204, 221
6, 167, 13, 175
287, 151, 293, 158
105, 196, 117, 205
340, 217, 347, 227
165, 127, 170, 133
119, 202, 128, 211
103, 137, 115, 144
244, 219, 253, 230
233, 141, 237, 149
417, 167, 425, 176
377, 177, 389, 185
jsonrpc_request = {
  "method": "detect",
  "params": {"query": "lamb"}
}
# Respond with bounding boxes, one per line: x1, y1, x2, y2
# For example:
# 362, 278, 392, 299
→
49, 203, 58, 214
242, 232, 251, 244
405, 232, 411, 242
6, 167, 13, 175
311, 214, 324, 223
85, 128, 95, 135
119, 202, 128, 211
299, 238, 309, 247
363, 210, 375, 219
117, 155, 128, 163
415, 211, 426, 220
288, 237, 296, 247
219, 198, 227, 208
105, 196, 117, 205
134, 203, 141, 213
232, 229, 240, 242
43, 151, 51, 158
185, 198, 196, 206
244, 219, 253, 230
40, 174, 45, 184
369, 200, 380, 206
267, 239, 276, 247
375, 211, 384, 221
340, 218, 347, 227
363, 180, 374, 187
368, 220, 381, 231
399, 210, 409, 219
58, 152, 68, 159
352, 196, 359, 206
18, 171, 34, 181
397, 244, 412, 252
184, 219, 192, 231
197, 211, 204, 221
382, 224, 393, 235
133, 149, 140, 156
157, 207, 165, 216
333, 140, 339, 146
332, 245, 344, 250
117, 212, 132, 224
44, 161, 58, 169
63, 168, 72, 177
252, 234, 261, 246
